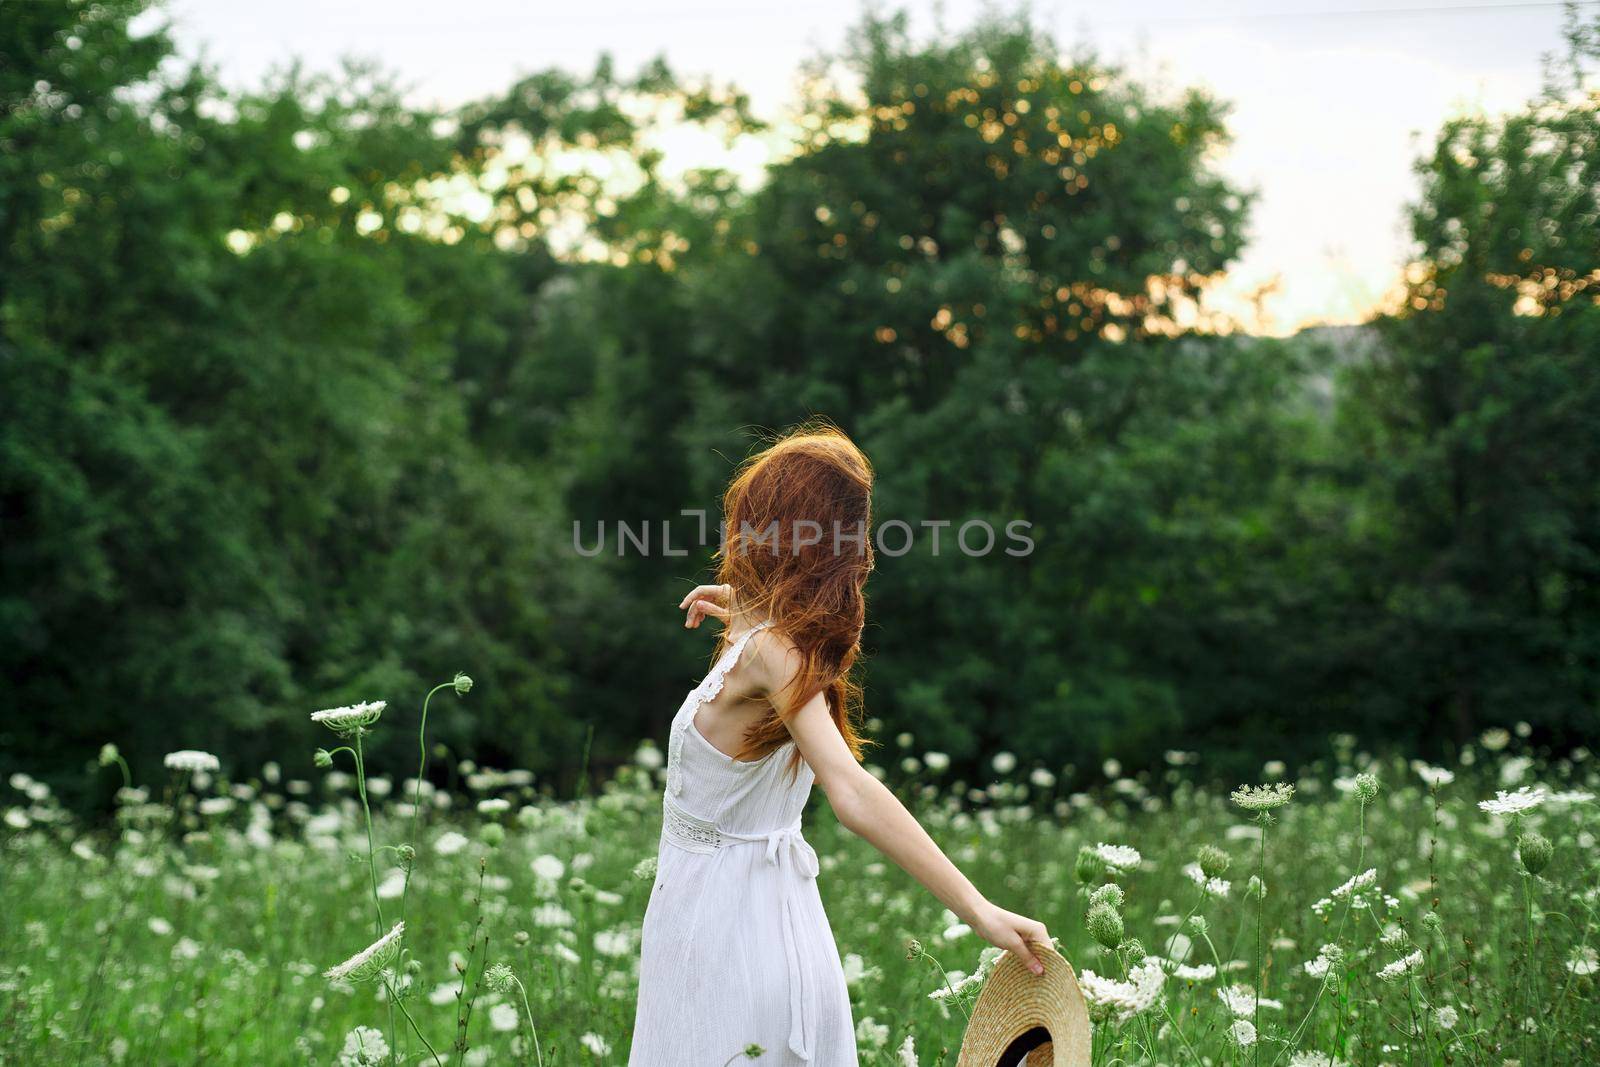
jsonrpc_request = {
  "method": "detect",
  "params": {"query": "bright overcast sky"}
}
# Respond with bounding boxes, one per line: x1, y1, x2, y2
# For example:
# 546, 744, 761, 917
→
162, 0, 1578, 333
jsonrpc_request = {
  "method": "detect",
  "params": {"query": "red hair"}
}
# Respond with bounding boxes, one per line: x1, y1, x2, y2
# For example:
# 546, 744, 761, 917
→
715, 423, 873, 765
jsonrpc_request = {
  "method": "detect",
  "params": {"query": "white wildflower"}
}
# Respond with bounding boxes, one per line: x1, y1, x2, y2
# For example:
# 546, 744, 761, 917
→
594, 929, 632, 957
164, 751, 220, 774
533, 904, 574, 928
924, 752, 950, 772
1287, 1055, 1347, 1067
1094, 843, 1142, 872
1231, 783, 1295, 811
1079, 960, 1165, 1023
489, 1003, 519, 1032
1183, 863, 1230, 898
323, 922, 404, 983
477, 798, 511, 815
579, 1033, 610, 1057
310, 701, 386, 736
1231, 1018, 1257, 1047
337, 1026, 390, 1066
896, 1033, 918, 1066
1435, 1006, 1459, 1029
1567, 947, 1599, 975
1479, 787, 1547, 817
1217, 985, 1256, 1016
1410, 761, 1455, 788
991, 752, 1017, 775
531, 854, 565, 881
855, 1017, 890, 1048
1377, 950, 1425, 982
434, 831, 469, 856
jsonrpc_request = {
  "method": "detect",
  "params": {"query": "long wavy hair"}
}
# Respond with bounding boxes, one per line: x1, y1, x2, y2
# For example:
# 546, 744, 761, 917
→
715, 423, 874, 766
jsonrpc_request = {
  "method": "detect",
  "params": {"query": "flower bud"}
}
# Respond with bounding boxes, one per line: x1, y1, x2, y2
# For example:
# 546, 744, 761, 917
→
1122, 938, 1147, 965
1075, 846, 1105, 885
1421, 910, 1443, 933
453, 672, 474, 695
1354, 772, 1380, 803
905, 938, 924, 960
99, 743, 120, 768
314, 748, 334, 768
1188, 915, 1209, 935
1245, 875, 1266, 901
1198, 845, 1230, 879
1090, 883, 1125, 910
480, 823, 505, 848
396, 844, 416, 869
1087, 903, 1124, 950
1517, 831, 1553, 875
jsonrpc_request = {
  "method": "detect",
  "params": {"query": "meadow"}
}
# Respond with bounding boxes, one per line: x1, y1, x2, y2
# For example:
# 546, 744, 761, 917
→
3, 678, 1598, 1066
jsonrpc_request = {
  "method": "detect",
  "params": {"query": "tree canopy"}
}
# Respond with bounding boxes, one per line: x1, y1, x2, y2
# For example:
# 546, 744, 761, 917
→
3, 1, 1596, 799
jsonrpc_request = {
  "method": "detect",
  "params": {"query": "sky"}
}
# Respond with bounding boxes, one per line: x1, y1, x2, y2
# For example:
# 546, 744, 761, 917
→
160, 0, 1581, 333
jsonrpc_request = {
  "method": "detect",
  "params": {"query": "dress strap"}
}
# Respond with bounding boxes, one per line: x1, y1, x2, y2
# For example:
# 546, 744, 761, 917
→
697, 619, 772, 706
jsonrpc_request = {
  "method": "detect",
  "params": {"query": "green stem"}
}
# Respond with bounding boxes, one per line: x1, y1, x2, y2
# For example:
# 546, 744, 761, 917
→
352, 733, 386, 934
1253, 814, 1267, 1067
401, 681, 453, 927
510, 975, 544, 1067
385, 975, 444, 1067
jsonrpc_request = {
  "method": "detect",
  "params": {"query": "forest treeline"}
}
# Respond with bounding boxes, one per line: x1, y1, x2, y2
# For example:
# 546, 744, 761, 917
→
3, 1, 1597, 798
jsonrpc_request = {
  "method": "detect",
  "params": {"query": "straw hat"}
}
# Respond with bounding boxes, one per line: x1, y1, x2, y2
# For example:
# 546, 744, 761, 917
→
955, 943, 1091, 1067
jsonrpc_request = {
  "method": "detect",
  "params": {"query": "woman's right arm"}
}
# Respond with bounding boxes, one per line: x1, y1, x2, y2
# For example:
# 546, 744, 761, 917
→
753, 640, 1051, 974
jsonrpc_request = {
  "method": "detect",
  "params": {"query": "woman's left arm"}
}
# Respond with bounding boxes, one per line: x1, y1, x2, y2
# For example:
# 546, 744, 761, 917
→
781, 688, 1052, 975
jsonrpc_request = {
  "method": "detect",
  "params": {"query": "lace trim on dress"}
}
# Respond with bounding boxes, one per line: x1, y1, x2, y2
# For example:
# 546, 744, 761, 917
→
694, 620, 772, 707
662, 797, 723, 853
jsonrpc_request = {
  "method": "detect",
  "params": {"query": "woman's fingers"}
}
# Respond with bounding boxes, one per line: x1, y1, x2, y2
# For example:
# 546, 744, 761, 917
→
680, 584, 735, 628
685, 599, 730, 628
677, 584, 729, 610
1008, 930, 1044, 975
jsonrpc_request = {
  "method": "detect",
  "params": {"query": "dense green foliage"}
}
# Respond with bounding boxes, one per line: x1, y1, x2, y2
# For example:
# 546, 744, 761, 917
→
2, 1, 1597, 795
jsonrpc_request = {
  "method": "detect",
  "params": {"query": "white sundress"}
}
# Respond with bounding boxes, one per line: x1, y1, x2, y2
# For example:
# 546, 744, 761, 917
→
629, 621, 857, 1066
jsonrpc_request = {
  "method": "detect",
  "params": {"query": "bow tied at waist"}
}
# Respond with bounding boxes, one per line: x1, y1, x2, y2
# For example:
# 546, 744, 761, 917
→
761, 824, 820, 880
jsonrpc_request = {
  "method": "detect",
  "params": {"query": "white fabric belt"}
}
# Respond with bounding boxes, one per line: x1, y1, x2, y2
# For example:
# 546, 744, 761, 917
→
663, 798, 820, 1060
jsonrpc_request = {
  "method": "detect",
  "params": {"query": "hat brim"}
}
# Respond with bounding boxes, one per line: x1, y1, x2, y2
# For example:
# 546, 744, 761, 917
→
956, 943, 1091, 1066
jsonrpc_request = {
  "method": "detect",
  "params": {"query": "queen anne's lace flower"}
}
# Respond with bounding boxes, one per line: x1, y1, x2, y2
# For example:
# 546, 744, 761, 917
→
164, 750, 220, 774
1183, 863, 1231, 898
337, 1026, 390, 1066
1377, 949, 1424, 981
311, 701, 386, 736
1410, 761, 1455, 787
1478, 786, 1547, 816
1303, 944, 1342, 979
1567, 947, 1599, 975
1230, 1019, 1257, 1047
1217, 985, 1256, 1016
1231, 783, 1295, 811
1094, 843, 1142, 872
1287, 1054, 1347, 1067
323, 922, 404, 983
1079, 960, 1165, 1023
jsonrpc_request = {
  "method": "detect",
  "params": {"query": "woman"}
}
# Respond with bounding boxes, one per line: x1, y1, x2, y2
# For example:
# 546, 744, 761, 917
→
629, 425, 1050, 1066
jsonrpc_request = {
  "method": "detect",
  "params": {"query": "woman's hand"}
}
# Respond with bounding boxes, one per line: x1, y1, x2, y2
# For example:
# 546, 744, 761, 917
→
970, 901, 1052, 976
678, 583, 733, 629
